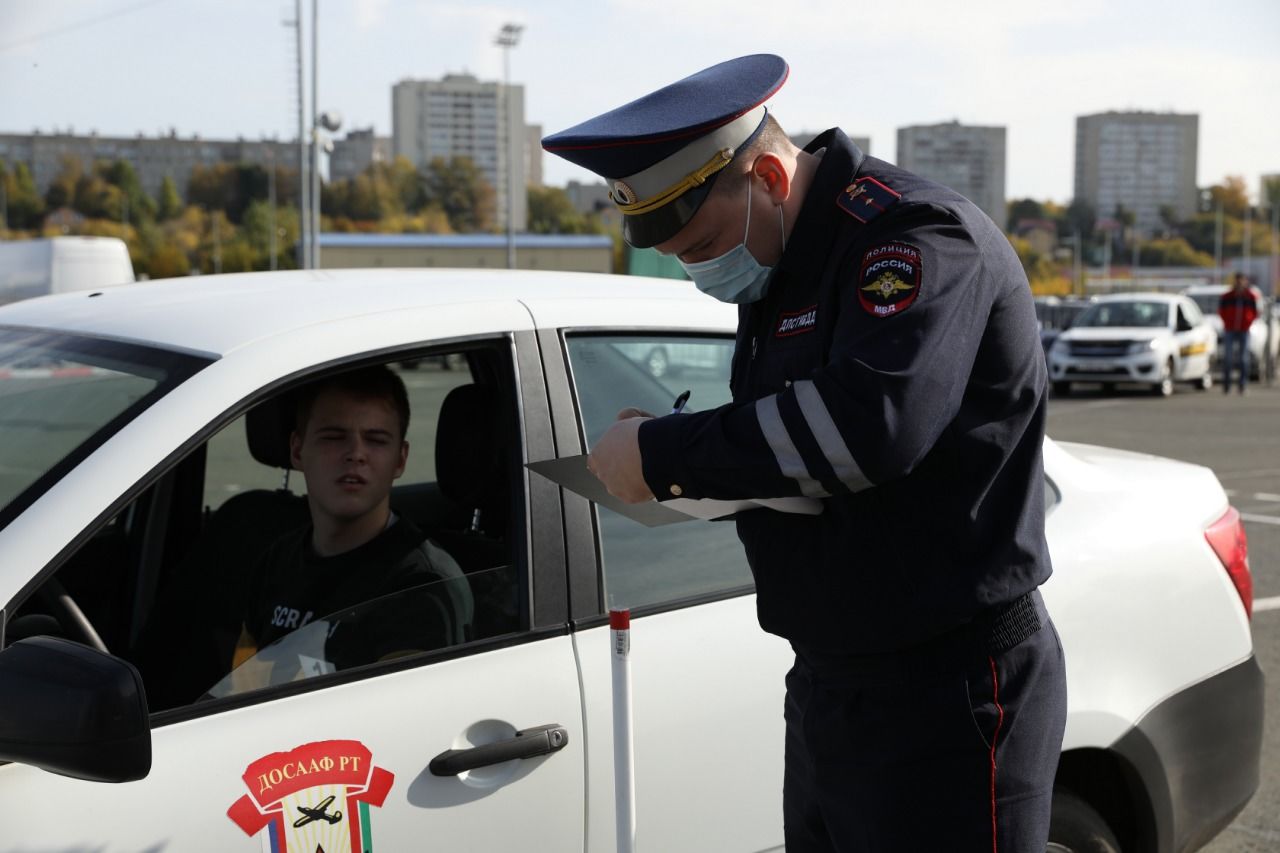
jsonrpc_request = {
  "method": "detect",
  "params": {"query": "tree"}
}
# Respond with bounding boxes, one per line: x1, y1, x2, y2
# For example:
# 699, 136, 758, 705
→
2, 162, 46, 230
1138, 238, 1213, 267
102, 159, 156, 223
1064, 199, 1095, 242
1204, 176, 1249, 218
187, 163, 271, 223
157, 176, 183, 221
527, 185, 599, 234
1006, 198, 1046, 232
1263, 175, 1280, 212
44, 155, 83, 211
422, 156, 495, 232
146, 244, 191, 279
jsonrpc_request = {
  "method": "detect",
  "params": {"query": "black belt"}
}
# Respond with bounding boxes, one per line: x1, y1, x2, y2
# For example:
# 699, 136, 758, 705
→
793, 591, 1045, 681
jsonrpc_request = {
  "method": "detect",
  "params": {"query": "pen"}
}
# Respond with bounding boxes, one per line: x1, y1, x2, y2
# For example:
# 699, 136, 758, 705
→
670, 389, 691, 414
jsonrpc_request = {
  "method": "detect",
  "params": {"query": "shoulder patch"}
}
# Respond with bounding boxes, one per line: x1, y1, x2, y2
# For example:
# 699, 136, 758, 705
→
775, 304, 818, 337
837, 176, 901, 223
857, 242, 921, 318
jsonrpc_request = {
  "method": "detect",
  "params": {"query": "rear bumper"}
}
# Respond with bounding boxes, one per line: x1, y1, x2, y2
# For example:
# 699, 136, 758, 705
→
1113, 655, 1264, 853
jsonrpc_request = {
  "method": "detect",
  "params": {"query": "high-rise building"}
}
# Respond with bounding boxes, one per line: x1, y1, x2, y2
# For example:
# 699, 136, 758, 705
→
525, 124, 543, 188
392, 73, 526, 231
330, 128, 391, 182
1074, 111, 1198, 235
896, 121, 1006, 227
0, 129, 294, 200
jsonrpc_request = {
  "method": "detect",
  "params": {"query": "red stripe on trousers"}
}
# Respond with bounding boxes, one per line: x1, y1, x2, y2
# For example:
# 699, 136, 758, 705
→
989, 655, 1006, 853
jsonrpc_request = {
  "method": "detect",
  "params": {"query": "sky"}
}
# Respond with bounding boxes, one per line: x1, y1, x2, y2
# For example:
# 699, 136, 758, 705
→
1, 0, 1277, 204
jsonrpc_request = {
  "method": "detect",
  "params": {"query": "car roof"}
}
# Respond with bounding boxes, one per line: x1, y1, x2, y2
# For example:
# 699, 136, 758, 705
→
1091, 292, 1183, 304
0, 268, 720, 357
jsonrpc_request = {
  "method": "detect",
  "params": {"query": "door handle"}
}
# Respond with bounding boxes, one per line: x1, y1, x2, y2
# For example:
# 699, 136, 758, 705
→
429, 724, 569, 777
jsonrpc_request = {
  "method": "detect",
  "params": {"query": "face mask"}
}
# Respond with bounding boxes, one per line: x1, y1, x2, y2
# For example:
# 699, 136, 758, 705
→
679, 179, 785, 304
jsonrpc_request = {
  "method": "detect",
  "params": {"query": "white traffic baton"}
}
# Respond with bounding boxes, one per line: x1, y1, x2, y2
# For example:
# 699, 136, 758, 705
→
611, 608, 636, 853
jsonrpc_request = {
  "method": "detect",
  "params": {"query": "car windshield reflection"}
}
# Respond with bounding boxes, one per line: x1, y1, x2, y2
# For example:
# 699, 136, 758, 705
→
203, 565, 513, 700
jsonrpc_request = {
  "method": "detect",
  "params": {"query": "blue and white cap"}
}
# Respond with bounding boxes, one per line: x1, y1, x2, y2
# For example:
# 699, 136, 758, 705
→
541, 54, 789, 248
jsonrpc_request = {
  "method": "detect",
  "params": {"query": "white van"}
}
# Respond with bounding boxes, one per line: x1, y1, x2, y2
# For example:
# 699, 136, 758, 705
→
0, 236, 135, 306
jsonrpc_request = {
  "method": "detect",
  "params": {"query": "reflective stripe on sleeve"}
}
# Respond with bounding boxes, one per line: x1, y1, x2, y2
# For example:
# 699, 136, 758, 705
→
792, 380, 873, 493
755, 395, 829, 498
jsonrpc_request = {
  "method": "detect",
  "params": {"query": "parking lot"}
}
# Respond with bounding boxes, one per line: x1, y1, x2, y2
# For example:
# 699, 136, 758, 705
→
1047, 383, 1280, 851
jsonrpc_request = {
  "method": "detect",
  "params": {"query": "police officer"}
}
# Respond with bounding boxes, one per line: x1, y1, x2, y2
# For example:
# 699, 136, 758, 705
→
543, 55, 1066, 851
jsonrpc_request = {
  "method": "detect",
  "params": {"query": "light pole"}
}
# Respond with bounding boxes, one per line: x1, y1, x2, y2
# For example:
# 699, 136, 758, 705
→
495, 23, 523, 270
291, 0, 308, 269
313, 111, 341, 269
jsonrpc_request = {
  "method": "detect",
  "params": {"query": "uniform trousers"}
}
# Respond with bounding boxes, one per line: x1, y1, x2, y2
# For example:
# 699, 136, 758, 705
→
782, 590, 1067, 852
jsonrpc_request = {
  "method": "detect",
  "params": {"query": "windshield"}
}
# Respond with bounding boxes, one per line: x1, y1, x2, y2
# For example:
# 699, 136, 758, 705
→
1073, 301, 1170, 329
0, 327, 210, 529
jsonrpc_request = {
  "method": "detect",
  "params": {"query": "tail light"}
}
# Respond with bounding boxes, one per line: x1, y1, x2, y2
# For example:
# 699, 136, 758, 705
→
1205, 506, 1253, 619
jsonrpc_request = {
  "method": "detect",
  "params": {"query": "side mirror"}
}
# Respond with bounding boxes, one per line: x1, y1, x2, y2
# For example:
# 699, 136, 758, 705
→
0, 636, 151, 782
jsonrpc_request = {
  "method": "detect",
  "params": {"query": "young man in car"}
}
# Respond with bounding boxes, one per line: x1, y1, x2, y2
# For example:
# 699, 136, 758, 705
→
233, 365, 473, 675
543, 55, 1065, 851
1219, 272, 1261, 394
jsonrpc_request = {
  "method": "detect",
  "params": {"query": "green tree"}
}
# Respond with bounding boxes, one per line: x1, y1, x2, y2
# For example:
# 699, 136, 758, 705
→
1264, 175, 1280, 211
527, 185, 599, 234
1006, 198, 1046, 232
187, 163, 271, 223
156, 175, 183, 221
101, 159, 156, 223
240, 200, 300, 269
422, 156, 496, 232
2, 162, 46, 230
1064, 199, 1095, 242
44, 155, 83, 210
147, 244, 191, 279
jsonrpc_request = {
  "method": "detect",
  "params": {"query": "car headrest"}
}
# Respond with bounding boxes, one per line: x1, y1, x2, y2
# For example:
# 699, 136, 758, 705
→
245, 391, 297, 470
435, 384, 505, 509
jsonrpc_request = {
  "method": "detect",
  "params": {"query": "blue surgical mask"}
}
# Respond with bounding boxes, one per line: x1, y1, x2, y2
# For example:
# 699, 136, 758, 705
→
679, 180, 785, 304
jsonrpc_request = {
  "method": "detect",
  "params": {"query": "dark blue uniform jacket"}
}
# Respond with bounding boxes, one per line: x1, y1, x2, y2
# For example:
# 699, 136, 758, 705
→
637, 128, 1051, 654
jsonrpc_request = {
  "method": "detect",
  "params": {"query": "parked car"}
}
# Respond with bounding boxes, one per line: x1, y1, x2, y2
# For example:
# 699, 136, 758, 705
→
1183, 284, 1279, 380
1047, 293, 1217, 396
0, 270, 1261, 851
1034, 295, 1096, 355
0, 236, 135, 306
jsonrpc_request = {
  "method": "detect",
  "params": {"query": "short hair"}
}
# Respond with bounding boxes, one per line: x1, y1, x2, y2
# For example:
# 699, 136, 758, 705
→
295, 364, 411, 440
709, 113, 794, 196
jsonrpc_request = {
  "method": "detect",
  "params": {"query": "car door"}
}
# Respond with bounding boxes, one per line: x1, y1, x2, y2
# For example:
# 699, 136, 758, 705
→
0, 330, 586, 852
1174, 298, 1212, 378
553, 330, 791, 853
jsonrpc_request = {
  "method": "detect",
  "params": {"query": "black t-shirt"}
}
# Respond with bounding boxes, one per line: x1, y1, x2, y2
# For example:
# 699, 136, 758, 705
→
241, 518, 472, 669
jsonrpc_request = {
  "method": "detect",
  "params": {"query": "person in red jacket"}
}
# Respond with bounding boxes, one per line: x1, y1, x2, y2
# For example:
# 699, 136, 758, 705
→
1219, 273, 1261, 394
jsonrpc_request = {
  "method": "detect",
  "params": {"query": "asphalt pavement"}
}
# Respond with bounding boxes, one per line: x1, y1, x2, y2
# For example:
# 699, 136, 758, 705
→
1046, 380, 1280, 852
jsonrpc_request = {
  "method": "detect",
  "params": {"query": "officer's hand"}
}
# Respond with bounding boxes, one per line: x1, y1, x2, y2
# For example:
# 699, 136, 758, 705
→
588, 417, 655, 504
616, 407, 656, 420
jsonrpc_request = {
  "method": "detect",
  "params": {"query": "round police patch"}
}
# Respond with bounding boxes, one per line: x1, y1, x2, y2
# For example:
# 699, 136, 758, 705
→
857, 242, 921, 318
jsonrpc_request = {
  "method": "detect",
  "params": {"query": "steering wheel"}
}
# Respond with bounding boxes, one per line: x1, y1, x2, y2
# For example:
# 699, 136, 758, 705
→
37, 577, 109, 654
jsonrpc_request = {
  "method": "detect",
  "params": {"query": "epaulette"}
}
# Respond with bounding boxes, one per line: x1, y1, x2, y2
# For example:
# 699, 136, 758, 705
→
836, 176, 901, 224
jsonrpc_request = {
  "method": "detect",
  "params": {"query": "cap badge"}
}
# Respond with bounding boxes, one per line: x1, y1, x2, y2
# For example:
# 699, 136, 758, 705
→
611, 180, 638, 206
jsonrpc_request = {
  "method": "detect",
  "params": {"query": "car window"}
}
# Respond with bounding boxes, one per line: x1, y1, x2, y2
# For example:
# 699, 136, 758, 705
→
0, 328, 209, 529
202, 359, 472, 512
1181, 299, 1204, 326
205, 568, 504, 699
3, 344, 527, 714
1074, 301, 1170, 329
564, 334, 753, 611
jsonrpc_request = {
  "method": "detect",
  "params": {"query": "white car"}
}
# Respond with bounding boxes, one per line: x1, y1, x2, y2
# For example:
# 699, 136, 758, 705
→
0, 270, 1262, 852
1184, 284, 1279, 380
1047, 293, 1217, 396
